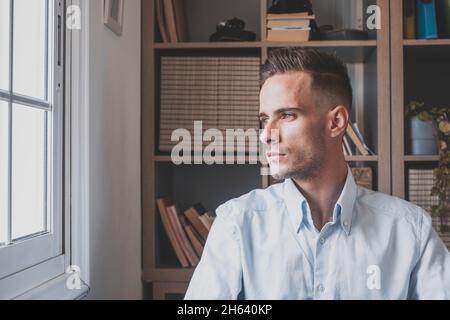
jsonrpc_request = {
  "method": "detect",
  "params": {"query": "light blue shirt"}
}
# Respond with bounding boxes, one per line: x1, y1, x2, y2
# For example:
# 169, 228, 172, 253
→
185, 167, 450, 300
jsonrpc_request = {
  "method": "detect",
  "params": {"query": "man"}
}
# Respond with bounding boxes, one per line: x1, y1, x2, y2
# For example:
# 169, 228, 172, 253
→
185, 48, 450, 299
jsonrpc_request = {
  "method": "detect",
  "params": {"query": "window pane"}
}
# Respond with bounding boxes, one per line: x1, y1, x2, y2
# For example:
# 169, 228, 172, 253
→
0, 0, 10, 91
11, 104, 47, 240
13, 0, 47, 99
0, 101, 8, 245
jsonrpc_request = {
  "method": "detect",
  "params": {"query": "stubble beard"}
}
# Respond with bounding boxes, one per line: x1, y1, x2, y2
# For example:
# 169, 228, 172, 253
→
270, 136, 326, 182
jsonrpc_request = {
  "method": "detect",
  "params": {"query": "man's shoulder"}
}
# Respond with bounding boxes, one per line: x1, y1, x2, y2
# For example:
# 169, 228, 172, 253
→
356, 186, 431, 228
215, 183, 285, 221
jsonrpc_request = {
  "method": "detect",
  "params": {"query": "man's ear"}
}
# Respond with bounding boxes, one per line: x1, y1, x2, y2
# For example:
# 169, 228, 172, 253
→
327, 105, 349, 138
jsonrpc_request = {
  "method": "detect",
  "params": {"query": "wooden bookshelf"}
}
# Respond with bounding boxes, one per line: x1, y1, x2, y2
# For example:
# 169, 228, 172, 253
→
390, 1, 449, 251
390, 0, 449, 198
142, 0, 391, 299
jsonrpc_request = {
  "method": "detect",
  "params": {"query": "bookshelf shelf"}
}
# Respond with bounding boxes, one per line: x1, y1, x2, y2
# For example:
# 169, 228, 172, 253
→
154, 40, 376, 49
403, 39, 450, 46
345, 155, 378, 162
153, 41, 376, 64
154, 42, 265, 49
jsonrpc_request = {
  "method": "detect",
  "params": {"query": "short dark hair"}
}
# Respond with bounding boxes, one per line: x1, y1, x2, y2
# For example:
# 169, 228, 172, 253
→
261, 48, 353, 112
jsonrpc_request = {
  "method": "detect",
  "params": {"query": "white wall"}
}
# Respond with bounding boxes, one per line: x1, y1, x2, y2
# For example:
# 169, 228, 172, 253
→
87, 0, 142, 299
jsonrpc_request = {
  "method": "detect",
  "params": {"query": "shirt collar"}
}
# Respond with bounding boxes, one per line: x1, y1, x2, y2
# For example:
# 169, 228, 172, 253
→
282, 166, 357, 235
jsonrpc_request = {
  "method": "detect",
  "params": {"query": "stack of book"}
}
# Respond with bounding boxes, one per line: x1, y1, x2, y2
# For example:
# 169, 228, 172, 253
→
408, 168, 450, 249
342, 122, 374, 156
266, 12, 314, 42
157, 197, 216, 268
159, 56, 261, 153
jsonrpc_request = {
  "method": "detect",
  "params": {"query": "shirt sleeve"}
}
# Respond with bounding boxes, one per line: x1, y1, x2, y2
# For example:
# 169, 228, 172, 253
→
408, 208, 450, 299
184, 203, 243, 300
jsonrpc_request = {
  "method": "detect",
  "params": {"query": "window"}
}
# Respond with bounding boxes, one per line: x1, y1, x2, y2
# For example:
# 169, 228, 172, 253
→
0, 0, 66, 296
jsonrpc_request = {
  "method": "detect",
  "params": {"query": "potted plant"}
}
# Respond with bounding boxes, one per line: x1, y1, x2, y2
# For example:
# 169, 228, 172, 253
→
405, 101, 450, 231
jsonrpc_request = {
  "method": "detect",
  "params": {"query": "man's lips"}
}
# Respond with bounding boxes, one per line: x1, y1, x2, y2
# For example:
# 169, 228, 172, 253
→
266, 152, 287, 158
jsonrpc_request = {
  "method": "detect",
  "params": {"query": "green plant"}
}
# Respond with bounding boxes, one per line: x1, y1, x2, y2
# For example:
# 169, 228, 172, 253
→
405, 101, 450, 226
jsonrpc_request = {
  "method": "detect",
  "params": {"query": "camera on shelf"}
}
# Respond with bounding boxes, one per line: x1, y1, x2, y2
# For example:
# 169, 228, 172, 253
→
209, 17, 256, 42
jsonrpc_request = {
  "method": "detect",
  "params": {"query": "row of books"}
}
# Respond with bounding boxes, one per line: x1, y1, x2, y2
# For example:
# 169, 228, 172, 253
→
407, 168, 450, 249
155, 0, 189, 42
343, 122, 374, 156
266, 12, 314, 42
157, 197, 215, 267
159, 56, 261, 152
404, 0, 450, 39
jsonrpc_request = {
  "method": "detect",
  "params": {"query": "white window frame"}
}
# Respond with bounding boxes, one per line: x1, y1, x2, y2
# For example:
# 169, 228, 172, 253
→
0, 0, 90, 299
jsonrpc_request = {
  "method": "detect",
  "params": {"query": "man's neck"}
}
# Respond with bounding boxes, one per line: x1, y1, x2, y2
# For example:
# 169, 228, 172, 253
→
292, 159, 348, 232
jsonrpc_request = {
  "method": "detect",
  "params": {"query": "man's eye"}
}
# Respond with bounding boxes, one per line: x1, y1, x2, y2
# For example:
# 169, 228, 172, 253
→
281, 113, 294, 119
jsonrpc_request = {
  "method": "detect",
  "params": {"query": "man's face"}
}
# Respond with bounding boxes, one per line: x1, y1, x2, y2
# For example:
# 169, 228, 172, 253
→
259, 72, 328, 181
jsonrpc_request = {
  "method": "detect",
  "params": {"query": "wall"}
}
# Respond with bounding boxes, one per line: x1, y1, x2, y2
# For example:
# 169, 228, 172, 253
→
87, 0, 142, 299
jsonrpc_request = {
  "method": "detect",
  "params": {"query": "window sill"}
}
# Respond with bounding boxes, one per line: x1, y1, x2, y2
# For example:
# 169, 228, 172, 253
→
14, 273, 89, 300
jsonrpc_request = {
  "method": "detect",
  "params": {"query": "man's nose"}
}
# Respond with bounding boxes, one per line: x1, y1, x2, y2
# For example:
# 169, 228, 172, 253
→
260, 120, 280, 145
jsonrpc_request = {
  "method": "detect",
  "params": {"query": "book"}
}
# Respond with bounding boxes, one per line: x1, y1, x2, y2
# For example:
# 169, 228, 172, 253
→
172, 0, 189, 42
346, 123, 369, 156
184, 206, 210, 241
189, 223, 206, 247
183, 222, 204, 258
156, 197, 189, 268
270, 26, 310, 30
155, 0, 169, 42
267, 19, 310, 29
267, 12, 315, 20
352, 122, 375, 155
166, 205, 200, 266
416, 0, 438, 40
343, 134, 353, 156
267, 29, 310, 42
163, 0, 178, 42
403, 0, 416, 39
198, 213, 213, 231
351, 167, 373, 190
342, 143, 348, 156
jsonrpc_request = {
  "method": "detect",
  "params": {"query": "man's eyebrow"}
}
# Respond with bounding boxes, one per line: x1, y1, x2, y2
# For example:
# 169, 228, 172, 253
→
258, 107, 303, 118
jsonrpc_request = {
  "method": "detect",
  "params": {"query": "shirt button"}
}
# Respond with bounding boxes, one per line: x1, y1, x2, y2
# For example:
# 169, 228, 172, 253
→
319, 237, 325, 245
343, 221, 349, 227
317, 284, 325, 293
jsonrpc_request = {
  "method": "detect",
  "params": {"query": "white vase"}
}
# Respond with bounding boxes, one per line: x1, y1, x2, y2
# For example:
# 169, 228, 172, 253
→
409, 116, 438, 155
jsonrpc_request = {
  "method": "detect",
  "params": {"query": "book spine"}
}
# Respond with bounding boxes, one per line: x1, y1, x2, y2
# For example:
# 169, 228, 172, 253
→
156, 198, 189, 268
404, 0, 416, 39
